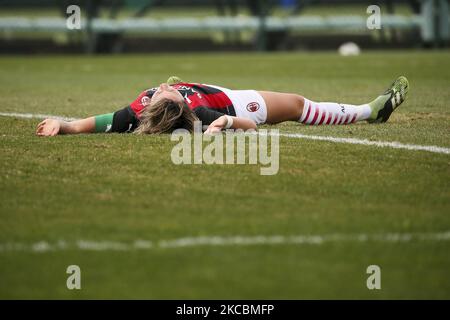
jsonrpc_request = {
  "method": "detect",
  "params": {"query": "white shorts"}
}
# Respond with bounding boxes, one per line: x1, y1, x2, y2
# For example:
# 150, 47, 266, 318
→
208, 85, 267, 124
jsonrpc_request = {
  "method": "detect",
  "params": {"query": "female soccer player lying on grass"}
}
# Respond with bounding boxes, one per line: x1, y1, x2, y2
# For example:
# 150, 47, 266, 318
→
36, 76, 409, 136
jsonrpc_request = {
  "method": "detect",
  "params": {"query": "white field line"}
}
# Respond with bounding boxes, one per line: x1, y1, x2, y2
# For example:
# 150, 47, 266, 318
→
0, 231, 449, 253
276, 132, 450, 155
1, 111, 449, 155
0, 112, 78, 122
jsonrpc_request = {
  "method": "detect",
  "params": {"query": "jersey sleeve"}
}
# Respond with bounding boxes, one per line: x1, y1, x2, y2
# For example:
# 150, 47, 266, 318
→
111, 106, 139, 133
193, 106, 225, 126
94, 106, 139, 133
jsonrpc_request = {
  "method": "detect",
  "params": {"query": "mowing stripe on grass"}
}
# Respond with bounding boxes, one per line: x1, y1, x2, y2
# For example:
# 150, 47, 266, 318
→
1, 112, 449, 155
1, 231, 449, 253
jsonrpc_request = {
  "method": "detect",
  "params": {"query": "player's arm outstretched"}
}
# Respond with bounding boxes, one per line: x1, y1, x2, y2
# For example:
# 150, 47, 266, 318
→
36, 117, 95, 136
36, 106, 138, 137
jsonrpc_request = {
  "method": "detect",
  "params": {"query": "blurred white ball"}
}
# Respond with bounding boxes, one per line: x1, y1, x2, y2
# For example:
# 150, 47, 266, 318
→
338, 42, 361, 56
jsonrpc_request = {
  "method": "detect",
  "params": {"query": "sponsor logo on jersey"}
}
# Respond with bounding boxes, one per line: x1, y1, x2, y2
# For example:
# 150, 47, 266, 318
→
246, 102, 260, 112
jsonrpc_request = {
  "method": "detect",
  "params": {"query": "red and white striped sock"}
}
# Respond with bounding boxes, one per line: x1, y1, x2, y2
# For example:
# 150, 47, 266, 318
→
299, 98, 371, 125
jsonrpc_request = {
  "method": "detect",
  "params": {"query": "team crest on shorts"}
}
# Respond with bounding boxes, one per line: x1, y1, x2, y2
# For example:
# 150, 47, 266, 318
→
246, 102, 260, 112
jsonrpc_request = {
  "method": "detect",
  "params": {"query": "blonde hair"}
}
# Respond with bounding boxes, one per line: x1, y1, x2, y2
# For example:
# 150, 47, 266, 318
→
134, 98, 198, 134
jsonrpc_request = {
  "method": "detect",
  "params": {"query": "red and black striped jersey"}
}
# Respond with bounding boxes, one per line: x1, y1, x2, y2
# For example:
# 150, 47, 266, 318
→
109, 83, 236, 133
130, 82, 235, 117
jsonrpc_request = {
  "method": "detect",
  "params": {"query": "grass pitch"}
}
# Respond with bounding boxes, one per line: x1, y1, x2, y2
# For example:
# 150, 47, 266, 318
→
0, 51, 449, 299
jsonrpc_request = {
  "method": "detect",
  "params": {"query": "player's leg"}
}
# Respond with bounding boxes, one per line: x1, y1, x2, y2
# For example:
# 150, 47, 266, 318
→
298, 76, 409, 125
259, 90, 370, 125
259, 76, 409, 125
258, 91, 305, 124
298, 97, 372, 125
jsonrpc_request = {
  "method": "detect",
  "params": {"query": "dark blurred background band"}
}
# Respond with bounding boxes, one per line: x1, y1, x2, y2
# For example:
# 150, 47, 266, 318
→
0, 0, 448, 53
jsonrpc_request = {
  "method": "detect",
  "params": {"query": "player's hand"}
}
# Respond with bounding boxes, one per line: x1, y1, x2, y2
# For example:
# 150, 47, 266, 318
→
204, 116, 227, 134
36, 119, 61, 136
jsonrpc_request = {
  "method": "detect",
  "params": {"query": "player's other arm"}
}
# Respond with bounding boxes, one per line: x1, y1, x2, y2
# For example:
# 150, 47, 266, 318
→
193, 106, 256, 134
205, 115, 256, 133
36, 107, 137, 136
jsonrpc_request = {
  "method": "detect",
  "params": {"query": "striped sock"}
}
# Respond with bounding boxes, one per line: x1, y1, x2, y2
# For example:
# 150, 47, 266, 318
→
299, 98, 372, 125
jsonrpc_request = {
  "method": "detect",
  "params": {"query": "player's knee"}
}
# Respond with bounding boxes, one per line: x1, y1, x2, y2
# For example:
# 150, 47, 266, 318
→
295, 94, 305, 106
293, 94, 305, 115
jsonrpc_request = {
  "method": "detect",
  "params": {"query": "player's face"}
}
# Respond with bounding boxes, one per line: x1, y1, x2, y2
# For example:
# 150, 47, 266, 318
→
151, 83, 184, 105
